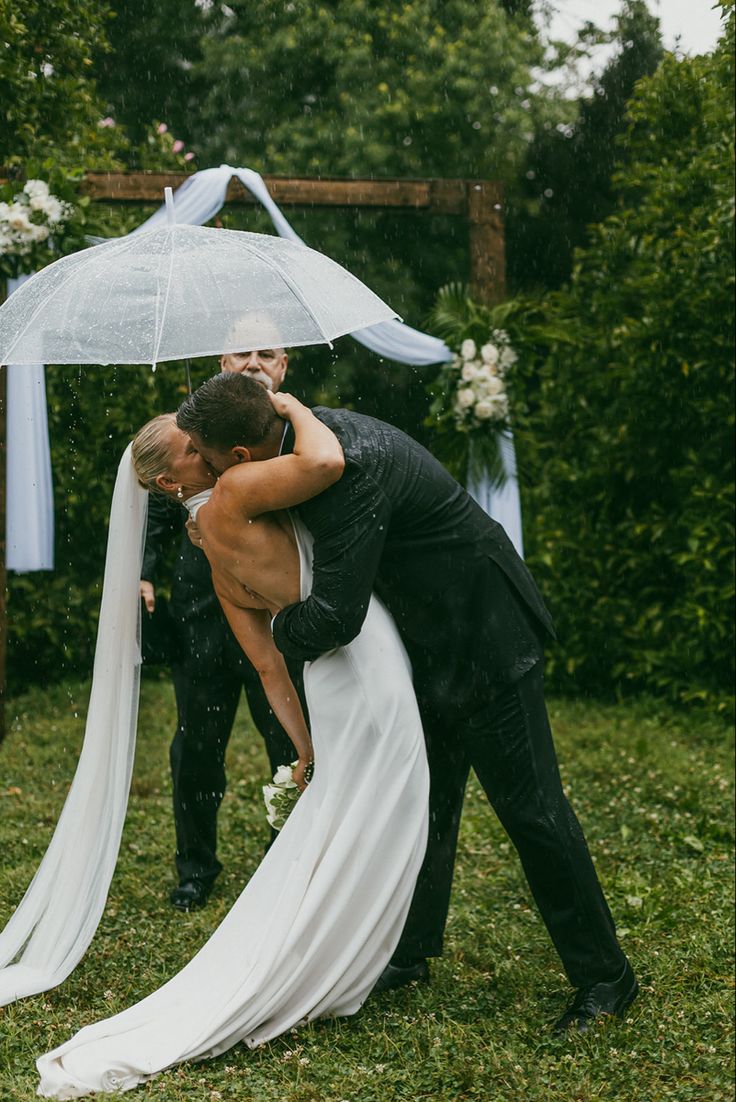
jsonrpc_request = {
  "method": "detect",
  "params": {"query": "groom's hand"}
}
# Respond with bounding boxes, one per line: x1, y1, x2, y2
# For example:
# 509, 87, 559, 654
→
186, 516, 204, 548
140, 580, 156, 613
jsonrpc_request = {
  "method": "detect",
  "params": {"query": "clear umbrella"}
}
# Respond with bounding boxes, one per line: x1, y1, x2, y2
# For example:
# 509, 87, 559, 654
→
0, 189, 398, 366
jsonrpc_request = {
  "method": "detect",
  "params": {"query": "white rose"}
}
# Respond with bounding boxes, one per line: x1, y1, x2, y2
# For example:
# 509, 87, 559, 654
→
474, 399, 497, 421
30, 224, 50, 242
455, 387, 476, 409
484, 375, 504, 396
499, 346, 518, 369
0, 202, 9, 220
461, 363, 478, 382
480, 342, 499, 365
23, 179, 49, 200
272, 764, 296, 787
460, 339, 477, 361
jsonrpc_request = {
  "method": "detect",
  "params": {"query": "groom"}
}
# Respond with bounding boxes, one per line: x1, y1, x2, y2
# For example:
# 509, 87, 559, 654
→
177, 372, 637, 1032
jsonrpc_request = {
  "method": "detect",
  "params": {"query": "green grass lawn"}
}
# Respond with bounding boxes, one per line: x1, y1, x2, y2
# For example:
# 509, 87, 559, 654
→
0, 676, 733, 1101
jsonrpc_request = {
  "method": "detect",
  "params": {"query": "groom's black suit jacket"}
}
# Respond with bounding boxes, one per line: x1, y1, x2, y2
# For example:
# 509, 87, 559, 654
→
273, 407, 554, 719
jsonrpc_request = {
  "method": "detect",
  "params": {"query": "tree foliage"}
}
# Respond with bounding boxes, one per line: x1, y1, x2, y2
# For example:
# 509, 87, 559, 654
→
191, 0, 547, 179
0, 0, 121, 169
94, 0, 207, 146
507, 0, 664, 289
432, 7, 735, 709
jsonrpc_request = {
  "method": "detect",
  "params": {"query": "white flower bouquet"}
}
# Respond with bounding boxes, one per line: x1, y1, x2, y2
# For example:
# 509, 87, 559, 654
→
0, 179, 74, 275
426, 328, 518, 488
262, 762, 303, 831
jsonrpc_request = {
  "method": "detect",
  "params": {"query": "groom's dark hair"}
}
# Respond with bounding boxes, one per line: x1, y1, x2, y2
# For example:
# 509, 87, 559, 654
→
176, 372, 279, 450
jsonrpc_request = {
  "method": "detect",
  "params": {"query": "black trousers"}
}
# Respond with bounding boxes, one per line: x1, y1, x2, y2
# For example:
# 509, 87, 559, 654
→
396, 662, 626, 988
169, 642, 302, 886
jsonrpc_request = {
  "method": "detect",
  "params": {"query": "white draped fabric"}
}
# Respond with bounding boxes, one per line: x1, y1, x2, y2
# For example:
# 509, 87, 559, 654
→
0, 447, 146, 1006
467, 433, 524, 559
5, 163, 523, 568
5, 275, 54, 571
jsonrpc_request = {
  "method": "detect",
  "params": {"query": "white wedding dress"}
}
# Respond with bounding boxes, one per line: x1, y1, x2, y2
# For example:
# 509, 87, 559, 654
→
36, 508, 429, 1098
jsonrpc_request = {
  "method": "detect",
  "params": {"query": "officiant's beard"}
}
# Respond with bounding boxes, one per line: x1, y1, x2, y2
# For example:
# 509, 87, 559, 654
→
243, 369, 274, 390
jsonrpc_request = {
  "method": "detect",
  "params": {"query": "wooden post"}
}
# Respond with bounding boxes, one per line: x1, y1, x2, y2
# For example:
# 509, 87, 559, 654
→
467, 180, 506, 306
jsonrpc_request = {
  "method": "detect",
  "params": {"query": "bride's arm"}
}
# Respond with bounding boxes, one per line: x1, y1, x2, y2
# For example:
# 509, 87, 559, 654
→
214, 581, 314, 790
216, 393, 345, 519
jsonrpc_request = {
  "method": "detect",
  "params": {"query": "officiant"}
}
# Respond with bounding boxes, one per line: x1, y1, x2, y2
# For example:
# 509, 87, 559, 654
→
140, 348, 304, 912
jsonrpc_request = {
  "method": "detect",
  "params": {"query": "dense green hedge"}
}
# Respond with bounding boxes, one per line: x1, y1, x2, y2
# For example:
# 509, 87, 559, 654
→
432, 13, 735, 711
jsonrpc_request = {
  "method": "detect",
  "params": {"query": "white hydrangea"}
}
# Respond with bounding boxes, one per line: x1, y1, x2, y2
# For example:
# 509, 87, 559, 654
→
0, 179, 73, 258
460, 338, 477, 361
6, 204, 33, 233
23, 179, 50, 201
42, 196, 66, 223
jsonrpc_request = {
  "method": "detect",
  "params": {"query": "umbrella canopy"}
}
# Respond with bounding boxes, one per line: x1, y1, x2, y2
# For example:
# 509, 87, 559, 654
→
0, 209, 398, 366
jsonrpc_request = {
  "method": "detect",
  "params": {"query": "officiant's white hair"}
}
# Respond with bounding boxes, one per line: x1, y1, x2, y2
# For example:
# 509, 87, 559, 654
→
131, 413, 177, 492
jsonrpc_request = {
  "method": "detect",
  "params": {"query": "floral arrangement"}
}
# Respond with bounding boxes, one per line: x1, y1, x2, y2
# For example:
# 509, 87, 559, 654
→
0, 179, 74, 271
262, 762, 303, 831
426, 326, 518, 488
450, 333, 516, 427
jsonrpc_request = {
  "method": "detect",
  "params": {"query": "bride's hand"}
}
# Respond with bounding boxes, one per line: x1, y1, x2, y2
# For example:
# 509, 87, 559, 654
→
267, 391, 306, 421
292, 755, 314, 793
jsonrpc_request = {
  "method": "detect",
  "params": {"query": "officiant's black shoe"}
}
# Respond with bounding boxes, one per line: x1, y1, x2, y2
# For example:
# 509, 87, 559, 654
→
169, 879, 212, 912
553, 960, 639, 1033
372, 957, 429, 994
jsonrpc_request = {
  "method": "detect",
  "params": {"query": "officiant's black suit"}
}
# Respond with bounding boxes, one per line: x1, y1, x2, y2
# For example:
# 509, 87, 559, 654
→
142, 495, 299, 887
273, 408, 627, 987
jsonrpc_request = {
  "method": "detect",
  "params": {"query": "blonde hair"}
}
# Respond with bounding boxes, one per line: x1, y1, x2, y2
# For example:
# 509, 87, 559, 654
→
131, 413, 177, 492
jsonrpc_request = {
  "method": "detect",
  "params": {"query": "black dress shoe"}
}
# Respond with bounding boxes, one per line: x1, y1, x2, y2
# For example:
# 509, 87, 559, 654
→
372, 958, 429, 994
553, 960, 639, 1033
169, 879, 212, 912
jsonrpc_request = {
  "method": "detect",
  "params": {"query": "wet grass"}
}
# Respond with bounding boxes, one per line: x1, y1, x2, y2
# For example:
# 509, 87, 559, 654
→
0, 675, 733, 1101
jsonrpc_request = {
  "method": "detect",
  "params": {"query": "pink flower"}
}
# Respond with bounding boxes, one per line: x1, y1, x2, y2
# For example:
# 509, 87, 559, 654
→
98, 117, 116, 128
172, 139, 184, 153
183, 151, 195, 162
157, 123, 168, 135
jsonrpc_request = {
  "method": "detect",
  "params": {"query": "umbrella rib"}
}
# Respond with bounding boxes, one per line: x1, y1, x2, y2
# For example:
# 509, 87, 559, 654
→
0, 237, 134, 365
151, 231, 177, 367
235, 240, 335, 346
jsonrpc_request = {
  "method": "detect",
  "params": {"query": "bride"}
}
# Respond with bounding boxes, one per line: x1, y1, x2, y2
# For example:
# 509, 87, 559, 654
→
34, 392, 428, 1097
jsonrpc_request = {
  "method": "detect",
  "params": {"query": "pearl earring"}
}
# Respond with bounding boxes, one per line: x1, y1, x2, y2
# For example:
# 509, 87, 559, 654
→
177, 486, 184, 500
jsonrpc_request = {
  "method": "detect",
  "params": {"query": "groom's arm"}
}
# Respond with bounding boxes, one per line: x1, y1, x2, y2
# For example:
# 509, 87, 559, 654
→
271, 463, 391, 662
